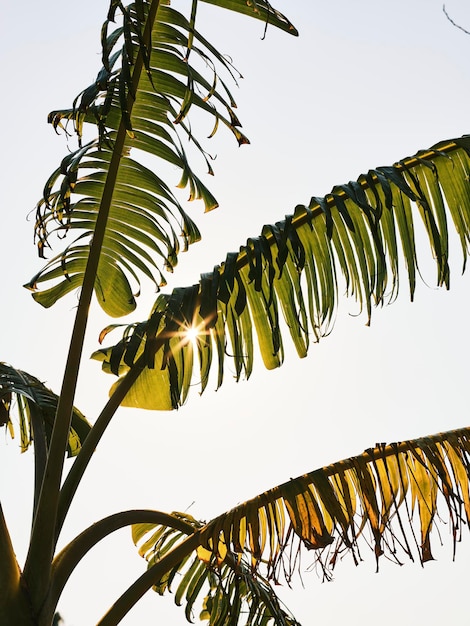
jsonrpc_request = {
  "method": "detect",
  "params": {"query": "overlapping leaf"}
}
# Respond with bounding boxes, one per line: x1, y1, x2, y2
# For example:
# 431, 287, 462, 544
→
132, 512, 300, 625
133, 427, 470, 614
0, 363, 90, 457
25, 1, 296, 317
93, 137, 470, 407
201, 427, 470, 580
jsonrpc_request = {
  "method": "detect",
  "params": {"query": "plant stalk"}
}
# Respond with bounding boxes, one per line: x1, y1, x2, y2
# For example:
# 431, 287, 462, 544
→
23, 0, 162, 611
96, 532, 202, 625
0, 503, 34, 625
40, 510, 193, 625
56, 357, 146, 537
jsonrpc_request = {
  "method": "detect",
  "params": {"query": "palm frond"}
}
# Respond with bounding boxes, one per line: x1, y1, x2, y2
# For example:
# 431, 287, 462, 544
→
134, 426, 470, 613
132, 512, 300, 625
25, 1, 295, 317
93, 137, 470, 408
0, 362, 90, 457
198, 426, 470, 582
0, 362, 91, 514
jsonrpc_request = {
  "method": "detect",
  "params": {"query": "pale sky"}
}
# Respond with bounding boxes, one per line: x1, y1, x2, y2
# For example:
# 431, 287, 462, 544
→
2, 1, 470, 624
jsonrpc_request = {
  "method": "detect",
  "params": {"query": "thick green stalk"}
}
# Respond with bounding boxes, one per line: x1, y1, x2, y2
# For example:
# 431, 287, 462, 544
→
97, 532, 202, 625
39, 510, 193, 625
58, 329, 170, 536
24, 94, 133, 611
29, 405, 49, 514
0, 504, 34, 625
56, 357, 146, 537
23, 0, 162, 612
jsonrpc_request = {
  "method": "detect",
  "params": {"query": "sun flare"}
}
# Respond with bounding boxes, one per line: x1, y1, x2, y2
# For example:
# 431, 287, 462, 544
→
184, 325, 200, 342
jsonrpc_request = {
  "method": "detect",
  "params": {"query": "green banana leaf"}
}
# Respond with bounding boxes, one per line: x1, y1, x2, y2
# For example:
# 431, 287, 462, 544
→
131, 426, 470, 623
0, 362, 90, 457
132, 512, 300, 625
93, 137, 470, 408
25, 1, 297, 318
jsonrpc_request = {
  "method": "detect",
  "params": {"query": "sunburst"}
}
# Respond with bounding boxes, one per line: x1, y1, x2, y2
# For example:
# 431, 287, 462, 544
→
183, 325, 200, 343
181, 316, 211, 346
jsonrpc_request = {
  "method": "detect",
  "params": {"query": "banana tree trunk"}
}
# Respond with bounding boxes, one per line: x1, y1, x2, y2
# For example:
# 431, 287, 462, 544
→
0, 504, 35, 625
0, 578, 35, 626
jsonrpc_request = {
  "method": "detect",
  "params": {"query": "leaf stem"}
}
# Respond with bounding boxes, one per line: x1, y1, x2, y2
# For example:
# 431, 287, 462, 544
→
56, 357, 146, 537
24, 95, 131, 610
29, 406, 48, 515
0, 503, 32, 624
39, 510, 193, 624
96, 532, 202, 625
24, 0, 162, 610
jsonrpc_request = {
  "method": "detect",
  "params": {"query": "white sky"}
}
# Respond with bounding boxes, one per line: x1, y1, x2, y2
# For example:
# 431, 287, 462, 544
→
2, 1, 470, 624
